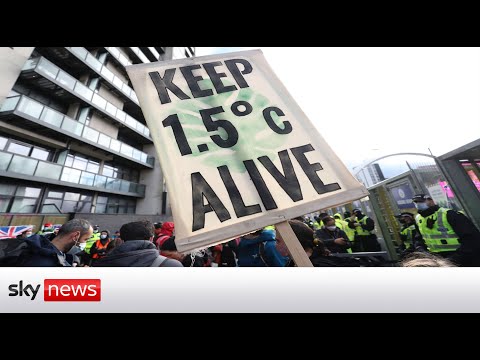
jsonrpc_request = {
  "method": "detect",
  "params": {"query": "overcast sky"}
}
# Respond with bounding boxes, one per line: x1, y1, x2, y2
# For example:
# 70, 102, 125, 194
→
195, 47, 480, 171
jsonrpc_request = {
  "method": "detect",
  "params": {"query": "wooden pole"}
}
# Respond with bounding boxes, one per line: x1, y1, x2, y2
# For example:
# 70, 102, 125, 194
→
276, 221, 313, 267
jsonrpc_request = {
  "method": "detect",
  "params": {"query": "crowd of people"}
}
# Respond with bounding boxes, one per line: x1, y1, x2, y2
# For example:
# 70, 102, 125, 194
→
2, 192, 479, 267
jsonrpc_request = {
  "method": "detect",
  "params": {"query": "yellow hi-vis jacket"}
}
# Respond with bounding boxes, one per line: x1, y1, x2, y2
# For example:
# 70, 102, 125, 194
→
416, 208, 460, 253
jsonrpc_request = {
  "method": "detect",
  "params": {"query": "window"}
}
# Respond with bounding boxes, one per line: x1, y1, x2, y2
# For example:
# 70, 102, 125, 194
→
102, 164, 115, 178
61, 201, 77, 213
88, 78, 101, 92
0, 197, 11, 212
41, 188, 93, 214
7, 141, 30, 156
72, 156, 88, 171
86, 160, 99, 174
0, 184, 16, 195
0, 136, 7, 150
0, 183, 42, 213
102, 162, 140, 183
41, 203, 62, 213
77, 106, 91, 125
31, 147, 50, 161
94, 194, 135, 214
2, 137, 52, 161
16, 187, 41, 197
47, 191, 63, 198
10, 198, 37, 213
61, 167, 81, 183
65, 153, 100, 174
64, 192, 80, 201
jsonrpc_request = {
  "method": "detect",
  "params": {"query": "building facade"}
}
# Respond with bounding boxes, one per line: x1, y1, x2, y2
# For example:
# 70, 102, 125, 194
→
355, 163, 386, 187
0, 46, 194, 232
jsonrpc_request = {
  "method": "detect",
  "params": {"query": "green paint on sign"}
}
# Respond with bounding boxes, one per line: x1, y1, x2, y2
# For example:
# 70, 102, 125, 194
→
173, 79, 291, 173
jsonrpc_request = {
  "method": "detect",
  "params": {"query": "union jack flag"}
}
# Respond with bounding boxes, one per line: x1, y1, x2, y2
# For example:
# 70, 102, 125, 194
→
0, 225, 33, 240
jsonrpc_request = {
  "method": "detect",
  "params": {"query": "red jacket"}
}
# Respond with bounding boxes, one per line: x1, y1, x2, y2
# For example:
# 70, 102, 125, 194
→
155, 222, 174, 248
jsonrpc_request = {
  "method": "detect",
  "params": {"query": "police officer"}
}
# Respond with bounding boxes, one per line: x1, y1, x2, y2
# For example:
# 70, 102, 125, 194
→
395, 212, 426, 257
348, 208, 381, 252
412, 193, 480, 266
84, 224, 101, 254
342, 211, 357, 243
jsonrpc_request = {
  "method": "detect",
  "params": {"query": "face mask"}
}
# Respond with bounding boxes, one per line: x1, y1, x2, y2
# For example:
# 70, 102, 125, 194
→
326, 226, 336, 231
414, 202, 429, 211
100, 235, 107, 240
78, 242, 86, 250
26, 232, 32, 237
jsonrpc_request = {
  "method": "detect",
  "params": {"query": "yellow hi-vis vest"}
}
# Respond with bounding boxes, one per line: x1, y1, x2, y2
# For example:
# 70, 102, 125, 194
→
355, 216, 373, 236
343, 221, 356, 242
332, 219, 353, 253
335, 219, 345, 231
416, 208, 460, 253
400, 224, 416, 249
85, 232, 101, 254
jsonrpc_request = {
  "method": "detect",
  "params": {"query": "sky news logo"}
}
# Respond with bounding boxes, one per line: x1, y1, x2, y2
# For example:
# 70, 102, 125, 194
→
8, 279, 101, 301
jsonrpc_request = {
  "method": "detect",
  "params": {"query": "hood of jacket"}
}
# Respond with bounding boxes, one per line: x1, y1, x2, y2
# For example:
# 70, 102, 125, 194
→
160, 222, 174, 236
92, 240, 159, 267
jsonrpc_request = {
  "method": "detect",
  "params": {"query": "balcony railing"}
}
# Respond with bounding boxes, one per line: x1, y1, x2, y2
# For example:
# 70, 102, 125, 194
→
65, 47, 139, 105
0, 150, 146, 197
104, 47, 132, 67
148, 47, 160, 60
129, 47, 150, 63
22, 56, 150, 139
0, 95, 155, 167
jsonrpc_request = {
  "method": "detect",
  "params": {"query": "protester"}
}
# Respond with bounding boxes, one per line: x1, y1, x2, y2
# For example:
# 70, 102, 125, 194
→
92, 220, 182, 267
236, 227, 287, 267
282, 220, 363, 267
154, 222, 175, 249
19, 219, 93, 267
90, 230, 112, 261
16, 229, 33, 239
314, 215, 351, 253
153, 222, 163, 244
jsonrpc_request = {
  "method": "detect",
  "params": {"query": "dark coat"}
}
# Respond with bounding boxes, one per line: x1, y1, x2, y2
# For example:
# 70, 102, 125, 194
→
92, 240, 182, 267
20, 235, 73, 267
315, 227, 351, 253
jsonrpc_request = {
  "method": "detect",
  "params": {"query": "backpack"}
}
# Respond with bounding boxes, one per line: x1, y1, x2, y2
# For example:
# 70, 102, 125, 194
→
0, 238, 32, 266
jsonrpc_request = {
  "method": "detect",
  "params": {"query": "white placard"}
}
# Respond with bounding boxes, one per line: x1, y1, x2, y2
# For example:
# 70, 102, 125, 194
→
126, 50, 368, 252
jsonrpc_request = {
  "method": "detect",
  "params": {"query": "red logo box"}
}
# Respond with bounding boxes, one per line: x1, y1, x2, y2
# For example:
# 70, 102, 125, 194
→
44, 279, 101, 301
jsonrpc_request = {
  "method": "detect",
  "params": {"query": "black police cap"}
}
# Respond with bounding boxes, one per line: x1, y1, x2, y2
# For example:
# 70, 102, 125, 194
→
412, 194, 432, 202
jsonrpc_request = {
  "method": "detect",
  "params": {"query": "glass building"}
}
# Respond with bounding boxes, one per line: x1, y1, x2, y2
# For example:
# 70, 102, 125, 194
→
0, 46, 195, 230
